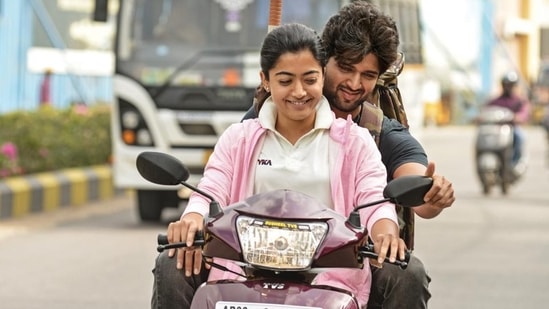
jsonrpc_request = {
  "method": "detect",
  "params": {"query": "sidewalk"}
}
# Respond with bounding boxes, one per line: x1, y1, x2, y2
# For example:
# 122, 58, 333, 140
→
0, 165, 121, 219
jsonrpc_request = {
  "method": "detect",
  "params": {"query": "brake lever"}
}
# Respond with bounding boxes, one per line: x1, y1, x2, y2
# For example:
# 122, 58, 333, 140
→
358, 244, 411, 270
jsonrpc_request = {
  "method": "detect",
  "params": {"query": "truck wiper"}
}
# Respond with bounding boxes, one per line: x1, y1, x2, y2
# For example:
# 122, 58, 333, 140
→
151, 48, 258, 100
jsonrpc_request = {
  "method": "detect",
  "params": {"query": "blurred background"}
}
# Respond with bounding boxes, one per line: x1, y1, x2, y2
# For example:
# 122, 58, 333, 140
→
1, 1, 549, 308
1, 0, 549, 124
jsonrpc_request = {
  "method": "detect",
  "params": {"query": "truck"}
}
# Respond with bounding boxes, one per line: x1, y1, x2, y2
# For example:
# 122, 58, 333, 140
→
93, 0, 424, 222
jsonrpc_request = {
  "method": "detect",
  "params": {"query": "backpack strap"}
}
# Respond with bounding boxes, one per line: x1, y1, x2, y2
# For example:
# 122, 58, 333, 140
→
357, 102, 415, 250
397, 207, 415, 250
357, 102, 384, 144
370, 52, 410, 129
358, 52, 416, 250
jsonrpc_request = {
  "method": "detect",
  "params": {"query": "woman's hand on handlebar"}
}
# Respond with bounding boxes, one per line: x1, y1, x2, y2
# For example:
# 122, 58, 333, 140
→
371, 234, 406, 267
369, 217, 407, 268
167, 212, 209, 276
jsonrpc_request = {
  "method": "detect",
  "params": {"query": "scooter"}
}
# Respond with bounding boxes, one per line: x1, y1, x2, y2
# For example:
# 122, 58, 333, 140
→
136, 151, 433, 309
475, 105, 526, 195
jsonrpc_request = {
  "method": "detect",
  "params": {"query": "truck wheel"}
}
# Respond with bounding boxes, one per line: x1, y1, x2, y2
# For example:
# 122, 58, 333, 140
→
137, 190, 179, 222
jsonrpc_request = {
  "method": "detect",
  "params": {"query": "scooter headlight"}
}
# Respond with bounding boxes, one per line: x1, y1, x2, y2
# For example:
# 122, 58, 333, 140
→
236, 216, 328, 270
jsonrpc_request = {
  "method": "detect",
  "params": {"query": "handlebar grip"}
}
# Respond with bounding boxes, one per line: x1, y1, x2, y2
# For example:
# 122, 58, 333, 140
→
157, 234, 168, 245
157, 231, 205, 245
359, 244, 411, 270
156, 231, 206, 253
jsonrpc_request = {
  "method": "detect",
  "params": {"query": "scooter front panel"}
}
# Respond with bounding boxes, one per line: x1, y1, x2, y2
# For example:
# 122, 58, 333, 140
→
215, 301, 320, 309
191, 279, 359, 309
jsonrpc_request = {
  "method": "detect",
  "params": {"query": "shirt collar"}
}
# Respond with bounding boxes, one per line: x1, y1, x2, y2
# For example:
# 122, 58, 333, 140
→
258, 96, 334, 131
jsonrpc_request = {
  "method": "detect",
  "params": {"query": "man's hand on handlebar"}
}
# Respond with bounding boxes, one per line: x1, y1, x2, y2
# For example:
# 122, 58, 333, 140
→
167, 212, 210, 277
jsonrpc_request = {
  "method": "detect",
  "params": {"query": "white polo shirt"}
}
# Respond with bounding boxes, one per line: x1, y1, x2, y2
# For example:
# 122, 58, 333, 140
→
254, 97, 334, 209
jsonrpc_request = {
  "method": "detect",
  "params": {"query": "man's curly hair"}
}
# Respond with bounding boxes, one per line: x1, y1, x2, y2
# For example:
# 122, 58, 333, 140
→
321, 1, 400, 75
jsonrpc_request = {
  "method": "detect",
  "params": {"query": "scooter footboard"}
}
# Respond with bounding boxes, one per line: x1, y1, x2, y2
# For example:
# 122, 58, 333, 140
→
191, 279, 360, 309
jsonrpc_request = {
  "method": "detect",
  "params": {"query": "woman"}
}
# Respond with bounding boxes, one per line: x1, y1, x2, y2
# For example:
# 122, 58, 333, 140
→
153, 23, 404, 308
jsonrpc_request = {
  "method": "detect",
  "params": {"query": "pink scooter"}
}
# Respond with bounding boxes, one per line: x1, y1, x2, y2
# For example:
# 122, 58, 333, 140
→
137, 151, 432, 309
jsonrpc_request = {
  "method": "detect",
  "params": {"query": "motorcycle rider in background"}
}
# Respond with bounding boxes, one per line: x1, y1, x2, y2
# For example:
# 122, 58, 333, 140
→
542, 108, 549, 166
486, 71, 531, 174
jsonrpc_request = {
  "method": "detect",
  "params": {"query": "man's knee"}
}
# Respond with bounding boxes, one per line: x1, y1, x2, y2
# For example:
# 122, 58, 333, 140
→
372, 254, 430, 287
403, 255, 430, 286
154, 250, 176, 272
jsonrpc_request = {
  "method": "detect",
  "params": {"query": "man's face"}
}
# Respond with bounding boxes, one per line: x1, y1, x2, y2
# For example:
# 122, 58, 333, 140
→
323, 53, 380, 118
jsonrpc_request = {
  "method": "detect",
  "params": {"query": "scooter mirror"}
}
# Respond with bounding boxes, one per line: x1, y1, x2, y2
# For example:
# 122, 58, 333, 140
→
383, 175, 433, 207
347, 175, 433, 229
136, 151, 223, 218
136, 151, 190, 185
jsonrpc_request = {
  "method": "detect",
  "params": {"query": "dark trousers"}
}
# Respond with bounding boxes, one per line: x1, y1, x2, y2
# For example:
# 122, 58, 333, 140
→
367, 254, 431, 309
151, 251, 208, 309
151, 251, 431, 309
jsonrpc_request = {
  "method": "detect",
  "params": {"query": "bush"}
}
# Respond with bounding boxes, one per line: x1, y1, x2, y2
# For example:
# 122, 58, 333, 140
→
0, 104, 112, 177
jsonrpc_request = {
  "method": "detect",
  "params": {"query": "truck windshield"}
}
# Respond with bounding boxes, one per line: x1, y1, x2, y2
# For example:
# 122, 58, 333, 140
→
116, 0, 339, 88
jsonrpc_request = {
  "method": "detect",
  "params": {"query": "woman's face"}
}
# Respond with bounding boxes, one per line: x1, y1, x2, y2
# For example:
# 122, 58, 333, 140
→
261, 50, 324, 124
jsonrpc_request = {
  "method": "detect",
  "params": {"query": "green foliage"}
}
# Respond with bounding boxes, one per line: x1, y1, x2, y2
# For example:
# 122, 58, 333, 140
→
0, 104, 112, 177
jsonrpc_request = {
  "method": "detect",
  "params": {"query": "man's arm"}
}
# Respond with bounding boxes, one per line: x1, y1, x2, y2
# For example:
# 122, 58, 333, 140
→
379, 118, 455, 219
393, 161, 454, 219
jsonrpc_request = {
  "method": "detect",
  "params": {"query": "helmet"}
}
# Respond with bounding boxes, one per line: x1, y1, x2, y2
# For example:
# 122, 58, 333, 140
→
501, 71, 519, 85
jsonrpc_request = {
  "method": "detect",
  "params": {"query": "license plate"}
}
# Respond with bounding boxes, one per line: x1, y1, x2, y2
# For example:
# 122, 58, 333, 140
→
215, 301, 321, 309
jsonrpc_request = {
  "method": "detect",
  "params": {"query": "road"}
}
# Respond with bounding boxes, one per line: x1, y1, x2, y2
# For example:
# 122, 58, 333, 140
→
0, 125, 548, 309
414, 125, 549, 308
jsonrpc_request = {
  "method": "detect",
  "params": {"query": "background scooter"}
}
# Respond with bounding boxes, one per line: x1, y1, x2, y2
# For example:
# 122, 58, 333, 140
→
475, 105, 526, 194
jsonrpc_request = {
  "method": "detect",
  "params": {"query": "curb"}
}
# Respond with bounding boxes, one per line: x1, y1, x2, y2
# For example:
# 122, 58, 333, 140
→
0, 165, 122, 220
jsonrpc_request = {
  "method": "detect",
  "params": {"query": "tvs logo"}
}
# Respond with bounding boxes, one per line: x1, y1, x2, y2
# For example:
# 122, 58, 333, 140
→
262, 282, 286, 290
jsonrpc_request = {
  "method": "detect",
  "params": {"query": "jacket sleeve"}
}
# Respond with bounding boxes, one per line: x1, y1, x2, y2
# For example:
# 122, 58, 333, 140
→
182, 123, 241, 217
352, 126, 398, 233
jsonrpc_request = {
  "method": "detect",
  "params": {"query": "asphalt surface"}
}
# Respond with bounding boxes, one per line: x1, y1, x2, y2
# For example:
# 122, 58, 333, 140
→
0, 125, 548, 308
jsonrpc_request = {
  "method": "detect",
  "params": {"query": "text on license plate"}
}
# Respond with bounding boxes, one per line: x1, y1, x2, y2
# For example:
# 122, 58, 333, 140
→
215, 301, 322, 309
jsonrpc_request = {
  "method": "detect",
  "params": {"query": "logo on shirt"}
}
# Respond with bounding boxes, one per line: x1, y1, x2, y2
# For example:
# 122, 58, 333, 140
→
257, 159, 272, 166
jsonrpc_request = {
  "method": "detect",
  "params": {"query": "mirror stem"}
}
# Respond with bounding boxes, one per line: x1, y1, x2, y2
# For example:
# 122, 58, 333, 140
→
179, 181, 223, 218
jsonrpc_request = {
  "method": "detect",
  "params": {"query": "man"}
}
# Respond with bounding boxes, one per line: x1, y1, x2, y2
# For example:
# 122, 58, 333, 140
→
486, 71, 530, 168
243, 2, 455, 308
321, 4, 454, 308
152, 2, 455, 308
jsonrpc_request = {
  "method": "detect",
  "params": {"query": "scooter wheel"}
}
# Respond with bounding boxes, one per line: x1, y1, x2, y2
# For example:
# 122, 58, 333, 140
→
500, 181, 509, 195
482, 183, 491, 195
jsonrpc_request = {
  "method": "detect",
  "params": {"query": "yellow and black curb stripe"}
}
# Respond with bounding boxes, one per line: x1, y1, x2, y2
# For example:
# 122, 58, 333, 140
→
0, 165, 122, 219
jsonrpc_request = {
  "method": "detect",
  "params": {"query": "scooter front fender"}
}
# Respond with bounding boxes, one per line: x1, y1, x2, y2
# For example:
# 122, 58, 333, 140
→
190, 279, 360, 309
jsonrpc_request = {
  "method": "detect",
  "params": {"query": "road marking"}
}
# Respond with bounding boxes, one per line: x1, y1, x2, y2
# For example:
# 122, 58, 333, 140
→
0, 194, 133, 241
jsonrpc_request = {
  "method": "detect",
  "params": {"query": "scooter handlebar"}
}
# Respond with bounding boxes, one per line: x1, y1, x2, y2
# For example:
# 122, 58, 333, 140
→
157, 234, 411, 269
156, 231, 205, 253
157, 234, 168, 245
358, 244, 411, 270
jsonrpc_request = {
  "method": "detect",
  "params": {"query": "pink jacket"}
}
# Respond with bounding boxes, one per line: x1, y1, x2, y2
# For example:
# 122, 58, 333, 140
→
183, 113, 397, 306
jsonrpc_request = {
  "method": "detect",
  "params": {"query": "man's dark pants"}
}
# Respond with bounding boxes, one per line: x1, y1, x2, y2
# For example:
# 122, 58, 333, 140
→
151, 251, 431, 309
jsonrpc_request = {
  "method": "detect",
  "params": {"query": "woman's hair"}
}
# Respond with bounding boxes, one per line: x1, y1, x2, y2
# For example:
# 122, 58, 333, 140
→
321, 1, 400, 75
254, 23, 326, 110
